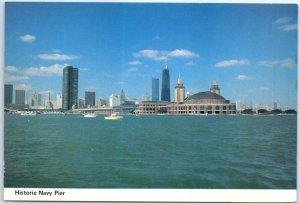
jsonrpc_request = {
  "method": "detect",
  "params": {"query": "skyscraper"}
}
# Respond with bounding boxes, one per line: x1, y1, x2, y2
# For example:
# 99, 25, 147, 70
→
161, 65, 170, 102
62, 66, 78, 110
56, 93, 62, 109
31, 91, 38, 107
174, 77, 185, 103
15, 90, 26, 105
85, 91, 95, 107
5, 84, 13, 107
152, 78, 159, 101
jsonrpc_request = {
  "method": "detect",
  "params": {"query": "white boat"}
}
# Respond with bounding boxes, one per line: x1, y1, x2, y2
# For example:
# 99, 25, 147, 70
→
20, 111, 37, 116
83, 113, 97, 118
104, 113, 123, 120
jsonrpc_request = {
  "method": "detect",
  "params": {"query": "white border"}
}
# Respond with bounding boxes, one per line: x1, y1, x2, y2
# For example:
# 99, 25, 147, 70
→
1, 0, 299, 202
3, 188, 297, 202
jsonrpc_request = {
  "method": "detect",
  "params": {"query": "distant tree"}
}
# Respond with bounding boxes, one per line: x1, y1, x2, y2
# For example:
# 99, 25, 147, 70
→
241, 109, 254, 114
258, 109, 269, 114
284, 109, 297, 114
271, 109, 282, 114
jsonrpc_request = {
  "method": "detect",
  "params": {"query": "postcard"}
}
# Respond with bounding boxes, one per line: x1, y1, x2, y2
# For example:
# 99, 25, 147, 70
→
3, 1, 297, 202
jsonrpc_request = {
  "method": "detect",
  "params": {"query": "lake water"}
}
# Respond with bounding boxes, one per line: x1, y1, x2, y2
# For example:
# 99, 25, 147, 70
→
4, 114, 296, 189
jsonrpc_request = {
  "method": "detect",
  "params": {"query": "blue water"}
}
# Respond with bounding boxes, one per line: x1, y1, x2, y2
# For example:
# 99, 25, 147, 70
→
4, 114, 296, 189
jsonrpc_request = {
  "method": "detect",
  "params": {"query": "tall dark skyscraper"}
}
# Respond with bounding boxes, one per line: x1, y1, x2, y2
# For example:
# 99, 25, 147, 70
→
15, 90, 26, 105
152, 78, 159, 101
85, 91, 95, 107
5, 84, 13, 107
62, 66, 78, 110
161, 65, 170, 102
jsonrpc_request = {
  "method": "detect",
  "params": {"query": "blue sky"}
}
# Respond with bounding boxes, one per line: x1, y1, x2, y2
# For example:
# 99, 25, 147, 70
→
4, 3, 298, 108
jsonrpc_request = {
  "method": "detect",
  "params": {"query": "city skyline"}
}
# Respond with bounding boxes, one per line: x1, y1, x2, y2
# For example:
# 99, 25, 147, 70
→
4, 3, 298, 109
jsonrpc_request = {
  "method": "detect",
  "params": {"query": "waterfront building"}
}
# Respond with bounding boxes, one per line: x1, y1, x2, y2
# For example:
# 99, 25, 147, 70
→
161, 65, 170, 102
138, 101, 170, 114
62, 66, 78, 110
109, 94, 120, 107
85, 91, 95, 107
78, 98, 85, 108
31, 92, 38, 107
138, 80, 236, 115
174, 77, 185, 103
120, 90, 126, 104
15, 90, 26, 105
274, 101, 279, 110
210, 80, 220, 95
56, 93, 62, 109
96, 99, 107, 107
5, 84, 13, 107
152, 78, 159, 101
37, 94, 42, 106
236, 100, 242, 113
44, 91, 51, 109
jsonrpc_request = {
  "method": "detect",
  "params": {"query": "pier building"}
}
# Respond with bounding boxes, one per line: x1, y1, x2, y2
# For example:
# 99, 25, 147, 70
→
138, 80, 236, 115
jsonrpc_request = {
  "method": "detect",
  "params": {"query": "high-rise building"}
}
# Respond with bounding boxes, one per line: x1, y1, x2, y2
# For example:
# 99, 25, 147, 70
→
15, 90, 26, 105
78, 98, 85, 108
85, 91, 95, 107
210, 80, 220, 95
44, 91, 51, 109
274, 101, 278, 110
152, 78, 159, 101
62, 66, 78, 110
56, 93, 62, 109
37, 94, 42, 106
120, 89, 126, 105
109, 94, 120, 107
161, 65, 170, 102
5, 84, 13, 107
174, 77, 185, 103
31, 91, 38, 107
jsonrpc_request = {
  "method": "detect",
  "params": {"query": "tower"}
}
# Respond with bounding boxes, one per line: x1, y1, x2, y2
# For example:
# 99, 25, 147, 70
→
174, 76, 185, 103
85, 91, 95, 107
15, 90, 26, 105
62, 66, 78, 110
152, 78, 159, 101
4, 84, 13, 107
210, 80, 220, 95
161, 65, 170, 102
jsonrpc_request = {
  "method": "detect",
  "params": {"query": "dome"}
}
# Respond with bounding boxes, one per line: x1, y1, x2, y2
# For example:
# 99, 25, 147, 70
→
184, 91, 228, 104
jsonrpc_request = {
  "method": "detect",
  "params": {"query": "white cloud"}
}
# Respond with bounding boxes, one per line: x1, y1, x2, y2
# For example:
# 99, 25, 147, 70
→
5, 66, 18, 72
272, 17, 297, 32
168, 49, 199, 58
133, 49, 199, 61
186, 61, 195, 66
23, 64, 66, 76
259, 87, 270, 91
234, 75, 251, 81
278, 24, 298, 32
36, 53, 79, 61
272, 17, 292, 25
19, 34, 36, 42
133, 50, 158, 58
258, 58, 296, 68
129, 60, 142, 65
5, 74, 29, 82
214, 59, 250, 68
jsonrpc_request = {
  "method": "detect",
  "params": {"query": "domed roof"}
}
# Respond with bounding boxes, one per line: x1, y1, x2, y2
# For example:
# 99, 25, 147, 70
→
185, 91, 228, 104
